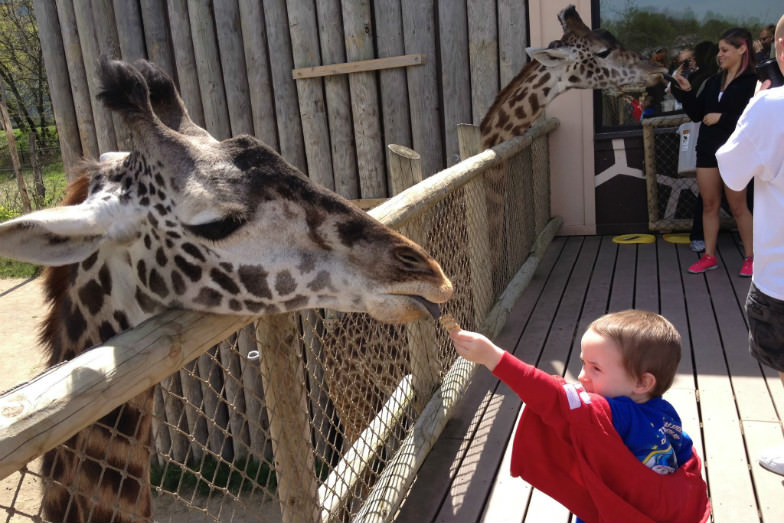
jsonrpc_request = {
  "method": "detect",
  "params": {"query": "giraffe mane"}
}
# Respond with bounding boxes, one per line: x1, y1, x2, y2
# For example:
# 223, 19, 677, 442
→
39, 169, 92, 365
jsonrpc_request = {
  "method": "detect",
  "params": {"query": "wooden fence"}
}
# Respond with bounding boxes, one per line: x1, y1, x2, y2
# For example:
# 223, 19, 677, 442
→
32, 0, 529, 195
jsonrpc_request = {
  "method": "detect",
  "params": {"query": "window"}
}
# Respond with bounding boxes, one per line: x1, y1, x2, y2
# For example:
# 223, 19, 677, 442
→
593, 0, 779, 132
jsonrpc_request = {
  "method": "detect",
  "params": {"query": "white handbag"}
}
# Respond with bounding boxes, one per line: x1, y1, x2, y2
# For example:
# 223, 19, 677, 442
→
677, 121, 700, 175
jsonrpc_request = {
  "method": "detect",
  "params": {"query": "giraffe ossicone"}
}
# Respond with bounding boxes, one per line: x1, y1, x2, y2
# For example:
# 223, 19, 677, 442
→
0, 56, 452, 522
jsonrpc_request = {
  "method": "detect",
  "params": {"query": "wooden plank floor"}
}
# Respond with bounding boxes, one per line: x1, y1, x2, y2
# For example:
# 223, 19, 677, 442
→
396, 232, 784, 523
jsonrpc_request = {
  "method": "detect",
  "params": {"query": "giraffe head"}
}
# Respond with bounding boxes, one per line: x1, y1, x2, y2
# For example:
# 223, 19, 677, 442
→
528, 5, 665, 92
0, 57, 453, 328
481, 5, 666, 147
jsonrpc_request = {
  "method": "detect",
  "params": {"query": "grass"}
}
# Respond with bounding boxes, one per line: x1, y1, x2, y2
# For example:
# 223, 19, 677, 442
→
150, 455, 277, 498
0, 160, 68, 279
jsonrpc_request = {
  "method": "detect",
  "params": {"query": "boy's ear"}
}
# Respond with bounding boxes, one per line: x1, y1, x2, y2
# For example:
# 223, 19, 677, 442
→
635, 372, 657, 395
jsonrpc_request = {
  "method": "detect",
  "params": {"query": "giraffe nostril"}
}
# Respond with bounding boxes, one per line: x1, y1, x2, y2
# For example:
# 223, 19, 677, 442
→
393, 245, 430, 272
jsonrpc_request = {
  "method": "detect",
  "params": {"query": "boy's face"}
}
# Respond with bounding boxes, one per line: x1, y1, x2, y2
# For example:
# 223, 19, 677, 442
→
578, 328, 651, 402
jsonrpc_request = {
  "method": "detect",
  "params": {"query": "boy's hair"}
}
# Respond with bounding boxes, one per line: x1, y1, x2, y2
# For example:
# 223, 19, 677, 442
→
588, 310, 681, 397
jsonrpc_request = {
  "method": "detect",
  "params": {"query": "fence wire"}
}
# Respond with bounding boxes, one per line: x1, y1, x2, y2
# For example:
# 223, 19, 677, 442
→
0, 121, 555, 523
642, 114, 734, 232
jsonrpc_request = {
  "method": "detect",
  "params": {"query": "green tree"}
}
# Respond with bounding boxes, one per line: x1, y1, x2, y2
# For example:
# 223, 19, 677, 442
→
0, 0, 52, 147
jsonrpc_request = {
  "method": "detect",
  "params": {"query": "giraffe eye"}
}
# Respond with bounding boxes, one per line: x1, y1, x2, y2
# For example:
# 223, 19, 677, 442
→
185, 215, 247, 240
596, 49, 611, 59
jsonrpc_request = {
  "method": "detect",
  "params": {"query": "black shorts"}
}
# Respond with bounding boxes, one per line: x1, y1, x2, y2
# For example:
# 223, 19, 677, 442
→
696, 150, 718, 169
746, 282, 784, 372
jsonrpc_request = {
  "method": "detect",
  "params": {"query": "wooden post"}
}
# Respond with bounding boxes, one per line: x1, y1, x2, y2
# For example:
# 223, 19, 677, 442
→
373, 1, 412, 170
188, 2, 231, 140
72, 0, 118, 154
262, 0, 307, 171
218, 337, 250, 459
341, 1, 385, 198
256, 314, 321, 523
457, 124, 493, 326
314, 0, 358, 199
642, 120, 659, 230
437, 1, 471, 166
214, 0, 254, 137
400, 0, 443, 177
387, 145, 440, 408
28, 134, 45, 205
91, 0, 134, 151
467, 0, 499, 125
287, 3, 334, 190
237, 323, 268, 458
238, 0, 279, 148
166, 0, 206, 128
54, 0, 100, 160
0, 85, 31, 213
31, 0, 82, 175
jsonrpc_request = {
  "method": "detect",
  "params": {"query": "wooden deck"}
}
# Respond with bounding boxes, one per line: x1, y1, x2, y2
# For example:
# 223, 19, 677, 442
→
396, 231, 784, 523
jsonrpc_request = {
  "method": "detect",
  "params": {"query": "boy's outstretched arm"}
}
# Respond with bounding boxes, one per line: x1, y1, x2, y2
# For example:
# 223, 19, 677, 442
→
449, 329, 506, 371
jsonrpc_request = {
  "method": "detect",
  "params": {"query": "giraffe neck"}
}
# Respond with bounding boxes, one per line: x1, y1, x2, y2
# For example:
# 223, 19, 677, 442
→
39, 177, 157, 523
479, 60, 559, 148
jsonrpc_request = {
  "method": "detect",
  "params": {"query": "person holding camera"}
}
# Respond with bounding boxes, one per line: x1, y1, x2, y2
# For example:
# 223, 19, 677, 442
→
671, 28, 758, 276
716, 13, 784, 476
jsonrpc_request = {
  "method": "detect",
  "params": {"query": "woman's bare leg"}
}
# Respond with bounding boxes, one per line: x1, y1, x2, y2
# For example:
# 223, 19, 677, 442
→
697, 167, 723, 257
725, 185, 754, 258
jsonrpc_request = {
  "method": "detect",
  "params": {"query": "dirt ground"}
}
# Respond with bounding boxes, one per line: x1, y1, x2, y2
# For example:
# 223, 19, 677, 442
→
0, 277, 48, 393
0, 277, 48, 522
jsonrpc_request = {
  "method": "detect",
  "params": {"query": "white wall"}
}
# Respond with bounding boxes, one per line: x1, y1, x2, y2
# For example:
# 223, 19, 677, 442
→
528, 0, 597, 235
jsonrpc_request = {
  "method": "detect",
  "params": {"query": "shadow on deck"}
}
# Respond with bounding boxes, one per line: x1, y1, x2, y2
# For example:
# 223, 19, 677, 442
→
396, 231, 784, 523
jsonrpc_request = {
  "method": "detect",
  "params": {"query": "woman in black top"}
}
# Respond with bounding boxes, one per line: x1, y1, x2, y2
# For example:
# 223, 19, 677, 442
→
671, 28, 758, 276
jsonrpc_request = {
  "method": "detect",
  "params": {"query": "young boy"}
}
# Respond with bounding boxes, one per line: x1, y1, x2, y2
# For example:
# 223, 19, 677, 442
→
449, 309, 710, 523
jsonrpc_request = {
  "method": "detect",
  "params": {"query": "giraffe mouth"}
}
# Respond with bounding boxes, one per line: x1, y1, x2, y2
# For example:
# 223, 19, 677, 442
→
411, 295, 442, 319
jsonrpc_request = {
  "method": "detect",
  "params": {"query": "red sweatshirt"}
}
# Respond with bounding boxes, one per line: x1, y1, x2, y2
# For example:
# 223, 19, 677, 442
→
493, 351, 711, 523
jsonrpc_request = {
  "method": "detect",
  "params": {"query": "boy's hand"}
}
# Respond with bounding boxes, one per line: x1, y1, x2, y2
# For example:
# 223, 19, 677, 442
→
449, 329, 505, 371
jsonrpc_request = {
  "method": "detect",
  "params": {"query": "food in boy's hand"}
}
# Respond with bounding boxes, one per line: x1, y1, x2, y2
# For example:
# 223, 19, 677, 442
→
439, 313, 461, 333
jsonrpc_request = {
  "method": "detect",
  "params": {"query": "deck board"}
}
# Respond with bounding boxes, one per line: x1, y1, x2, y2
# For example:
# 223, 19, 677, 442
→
396, 232, 783, 523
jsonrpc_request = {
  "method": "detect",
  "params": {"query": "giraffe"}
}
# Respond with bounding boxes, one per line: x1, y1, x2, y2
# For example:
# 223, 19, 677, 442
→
480, 4, 667, 148
0, 57, 453, 523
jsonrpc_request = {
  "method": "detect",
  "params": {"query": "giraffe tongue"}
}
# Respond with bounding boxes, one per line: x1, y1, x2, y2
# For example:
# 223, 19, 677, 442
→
413, 296, 442, 319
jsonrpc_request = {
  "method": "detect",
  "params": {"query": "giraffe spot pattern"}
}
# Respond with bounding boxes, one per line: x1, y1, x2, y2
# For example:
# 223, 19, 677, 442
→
174, 255, 202, 282
275, 271, 297, 296
239, 265, 272, 299
171, 270, 186, 295
307, 270, 333, 292
78, 280, 104, 315
148, 268, 169, 298
194, 287, 222, 307
211, 268, 240, 295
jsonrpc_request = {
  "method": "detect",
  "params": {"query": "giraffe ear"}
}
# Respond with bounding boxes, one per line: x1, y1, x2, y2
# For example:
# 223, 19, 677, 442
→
527, 46, 571, 67
0, 204, 115, 266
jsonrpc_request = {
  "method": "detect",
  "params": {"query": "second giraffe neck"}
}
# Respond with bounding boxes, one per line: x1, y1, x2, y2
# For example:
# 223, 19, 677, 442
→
479, 60, 557, 148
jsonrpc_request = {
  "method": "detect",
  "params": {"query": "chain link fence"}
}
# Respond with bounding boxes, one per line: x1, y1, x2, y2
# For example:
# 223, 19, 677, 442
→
0, 119, 558, 523
642, 114, 734, 232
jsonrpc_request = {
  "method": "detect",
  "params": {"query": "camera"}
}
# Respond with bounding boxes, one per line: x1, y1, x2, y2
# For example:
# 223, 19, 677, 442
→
756, 58, 784, 88
679, 60, 696, 78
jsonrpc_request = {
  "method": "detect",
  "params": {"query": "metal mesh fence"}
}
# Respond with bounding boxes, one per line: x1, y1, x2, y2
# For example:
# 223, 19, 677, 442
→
0, 120, 556, 523
642, 114, 734, 232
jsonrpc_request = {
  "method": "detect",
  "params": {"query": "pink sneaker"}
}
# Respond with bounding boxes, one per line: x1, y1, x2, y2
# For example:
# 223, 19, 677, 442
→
739, 256, 753, 277
688, 254, 718, 274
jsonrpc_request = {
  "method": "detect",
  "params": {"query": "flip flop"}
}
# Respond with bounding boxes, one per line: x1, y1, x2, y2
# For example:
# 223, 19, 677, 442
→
612, 234, 656, 244
662, 233, 690, 244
